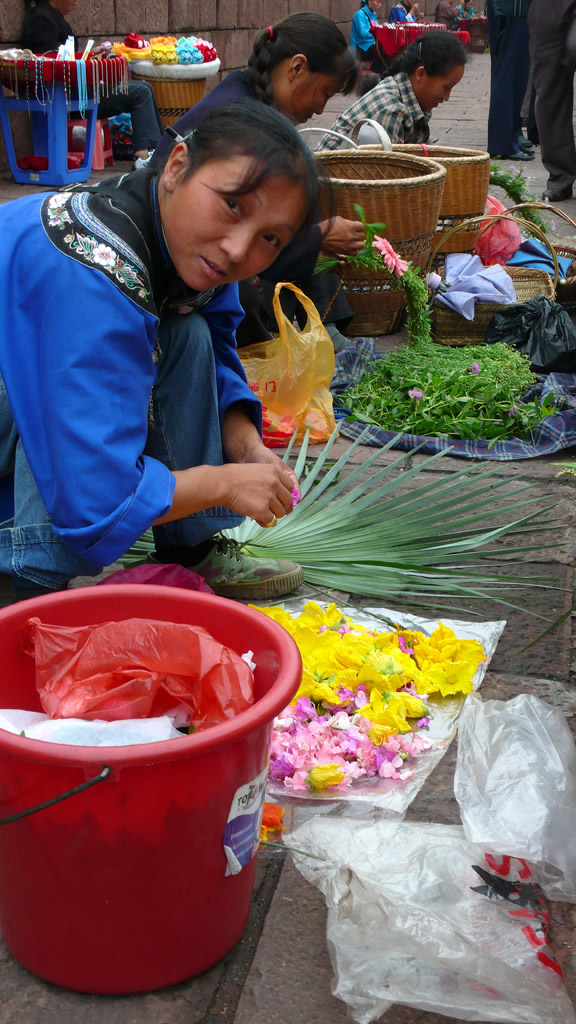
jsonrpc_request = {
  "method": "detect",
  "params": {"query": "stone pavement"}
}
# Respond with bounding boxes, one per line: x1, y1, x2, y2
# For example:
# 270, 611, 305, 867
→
0, 51, 575, 1024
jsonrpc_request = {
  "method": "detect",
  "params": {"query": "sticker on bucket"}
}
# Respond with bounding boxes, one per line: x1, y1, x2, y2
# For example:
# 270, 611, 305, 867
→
223, 767, 267, 876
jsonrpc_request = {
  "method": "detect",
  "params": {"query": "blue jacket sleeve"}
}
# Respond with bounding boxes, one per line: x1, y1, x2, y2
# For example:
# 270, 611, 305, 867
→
351, 7, 376, 50
0, 209, 175, 567
200, 284, 263, 435
388, 6, 408, 19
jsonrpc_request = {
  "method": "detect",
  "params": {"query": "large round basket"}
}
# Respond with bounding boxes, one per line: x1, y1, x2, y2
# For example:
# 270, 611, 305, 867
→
130, 76, 207, 126
391, 144, 490, 254
502, 200, 576, 306
129, 59, 220, 126
315, 149, 446, 336
458, 17, 489, 53
429, 213, 558, 346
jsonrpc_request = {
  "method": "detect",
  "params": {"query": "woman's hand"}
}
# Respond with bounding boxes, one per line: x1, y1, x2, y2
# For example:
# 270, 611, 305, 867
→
318, 216, 366, 258
221, 405, 299, 524
154, 404, 300, 528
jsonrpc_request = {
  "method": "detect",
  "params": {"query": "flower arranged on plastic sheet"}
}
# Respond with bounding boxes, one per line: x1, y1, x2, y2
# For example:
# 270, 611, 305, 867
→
252, 602, 485, 794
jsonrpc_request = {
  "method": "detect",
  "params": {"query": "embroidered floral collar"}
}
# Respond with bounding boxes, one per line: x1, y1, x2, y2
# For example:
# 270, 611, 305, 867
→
41, 170, 219, 318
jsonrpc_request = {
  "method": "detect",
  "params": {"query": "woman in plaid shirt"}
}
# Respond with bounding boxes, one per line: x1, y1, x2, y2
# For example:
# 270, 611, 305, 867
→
320, 32, 466, 147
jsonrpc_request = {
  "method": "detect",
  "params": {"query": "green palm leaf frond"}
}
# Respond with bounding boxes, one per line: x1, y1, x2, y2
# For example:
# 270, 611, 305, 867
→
120, 429, 560, 615
223, 428, 558, 614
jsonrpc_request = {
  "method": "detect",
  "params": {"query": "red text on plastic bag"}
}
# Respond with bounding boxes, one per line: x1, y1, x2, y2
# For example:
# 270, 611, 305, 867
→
21, 617, 254, 728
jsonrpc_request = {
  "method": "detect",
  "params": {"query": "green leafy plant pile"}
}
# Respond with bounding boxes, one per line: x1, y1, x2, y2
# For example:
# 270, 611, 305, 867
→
489, 166, 550, 234
343, 340, 557, 445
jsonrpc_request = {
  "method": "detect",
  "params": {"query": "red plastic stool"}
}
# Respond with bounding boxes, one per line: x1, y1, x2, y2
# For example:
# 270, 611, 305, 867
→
68, 117, 114, 170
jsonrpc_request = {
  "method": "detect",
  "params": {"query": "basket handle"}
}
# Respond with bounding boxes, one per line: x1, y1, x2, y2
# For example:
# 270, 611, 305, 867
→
299, 127, 359, 150
504, 200, 576, 234
426, 212, 559, 291
0, 765, 112, 825
349, 118, 393, 152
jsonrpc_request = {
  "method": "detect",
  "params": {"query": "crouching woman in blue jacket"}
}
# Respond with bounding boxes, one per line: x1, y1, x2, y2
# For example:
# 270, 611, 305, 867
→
0, 103, 323, 602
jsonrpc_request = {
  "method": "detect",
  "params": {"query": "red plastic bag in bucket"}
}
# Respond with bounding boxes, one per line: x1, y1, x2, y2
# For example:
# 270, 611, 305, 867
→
20, 616, 254, 728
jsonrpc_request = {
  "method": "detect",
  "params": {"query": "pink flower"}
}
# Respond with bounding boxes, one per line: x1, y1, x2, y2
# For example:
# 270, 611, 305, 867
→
408, 388, 424, 401
398, 635, 414, 655
373, 236, 409, 278
508, 404, 519, 417
468, 362, 481, 375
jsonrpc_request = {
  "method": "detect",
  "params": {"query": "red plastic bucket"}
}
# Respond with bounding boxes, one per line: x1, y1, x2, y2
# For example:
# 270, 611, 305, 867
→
0, 585, 301, 993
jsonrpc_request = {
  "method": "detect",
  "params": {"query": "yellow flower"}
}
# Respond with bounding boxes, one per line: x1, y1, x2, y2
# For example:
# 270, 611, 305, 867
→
308, 764, 346, 790
394, 691, 428, 719
294, 668, 339, 705
357, 690, 409, 737
424, 658, 479, 697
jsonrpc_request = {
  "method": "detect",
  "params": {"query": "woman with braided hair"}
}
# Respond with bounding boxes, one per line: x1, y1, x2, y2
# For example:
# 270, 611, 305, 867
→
150, 14, 365, 350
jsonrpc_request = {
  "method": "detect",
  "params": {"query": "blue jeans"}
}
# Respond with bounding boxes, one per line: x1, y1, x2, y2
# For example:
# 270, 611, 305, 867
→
0, 312, 242, 589
98, 81, 163, 153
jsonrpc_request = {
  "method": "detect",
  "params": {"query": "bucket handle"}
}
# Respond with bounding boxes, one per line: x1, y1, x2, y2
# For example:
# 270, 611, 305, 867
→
0, 764, 112, 825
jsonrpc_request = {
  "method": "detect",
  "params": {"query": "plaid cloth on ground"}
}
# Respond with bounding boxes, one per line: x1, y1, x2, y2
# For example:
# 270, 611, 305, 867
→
331, 338, 576, 459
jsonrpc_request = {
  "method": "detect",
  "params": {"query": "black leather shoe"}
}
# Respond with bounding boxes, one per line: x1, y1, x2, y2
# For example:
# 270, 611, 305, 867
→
518, 140, 535, 152
542, 185, 573, 202
493, 150, 535, 161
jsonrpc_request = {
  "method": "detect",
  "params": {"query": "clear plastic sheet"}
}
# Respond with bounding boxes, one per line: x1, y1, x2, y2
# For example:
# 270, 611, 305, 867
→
455, 692, 576, 902
265, 600, 505, 816
290, 817, 576, 1024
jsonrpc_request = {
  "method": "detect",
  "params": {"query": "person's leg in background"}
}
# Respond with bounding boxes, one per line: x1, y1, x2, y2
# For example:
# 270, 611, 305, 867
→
98, 81, 163, 162
529, 0, 576, 201
486, 0, 532, 160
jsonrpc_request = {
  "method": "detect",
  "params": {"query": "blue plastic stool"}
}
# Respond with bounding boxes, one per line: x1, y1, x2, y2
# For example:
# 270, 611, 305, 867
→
0, 82, 99, 187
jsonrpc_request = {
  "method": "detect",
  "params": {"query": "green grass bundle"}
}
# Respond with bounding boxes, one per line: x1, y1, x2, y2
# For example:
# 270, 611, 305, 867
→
344, 341, 556, 445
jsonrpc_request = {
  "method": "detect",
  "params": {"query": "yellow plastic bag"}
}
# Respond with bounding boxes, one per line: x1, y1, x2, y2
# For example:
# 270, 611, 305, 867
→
239, 282, 337, 447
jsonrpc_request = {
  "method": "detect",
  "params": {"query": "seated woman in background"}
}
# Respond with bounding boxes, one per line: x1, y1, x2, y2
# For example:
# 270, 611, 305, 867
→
388, 1, 422, 22
319, 32, 467, 147
457, 1, 476, 16
350, 0, 387, 76
21, 0, 163, 166
151, 13, 364, 352
435, 0, 461, 28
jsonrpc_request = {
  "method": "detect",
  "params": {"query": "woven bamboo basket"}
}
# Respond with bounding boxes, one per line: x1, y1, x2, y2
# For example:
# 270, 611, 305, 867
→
503, 201, 576, 306
462, 18, 489, 53
135, 76, 207, 126
429, 213, 558, 346
315, 149, 446, 336
390, 144, 491, 253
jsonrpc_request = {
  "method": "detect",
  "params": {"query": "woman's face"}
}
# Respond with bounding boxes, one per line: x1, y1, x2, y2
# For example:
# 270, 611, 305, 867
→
410, 63, 465, 112
52, 0, 79, 16
159, 149, 307, 290
270, 57, 343, 123
370, 0, 383, 13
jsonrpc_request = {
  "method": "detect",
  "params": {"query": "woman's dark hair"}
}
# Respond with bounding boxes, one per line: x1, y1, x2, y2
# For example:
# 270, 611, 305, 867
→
173, 100, 333, 236
247, 13, 358, 105
388, 31, 467, 77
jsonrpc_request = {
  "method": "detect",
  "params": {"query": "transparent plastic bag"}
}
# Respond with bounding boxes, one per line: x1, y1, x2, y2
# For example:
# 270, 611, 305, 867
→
291, 817, 576, 1024
239, 282, 336, 447
21, 617, 254, 727
454, 692, 576, 901
475, 195, 522, 266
